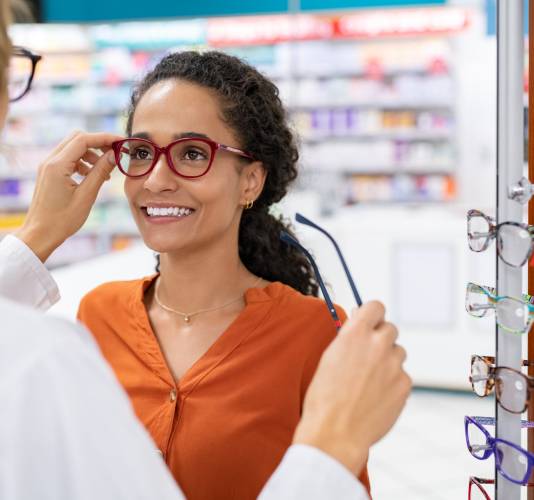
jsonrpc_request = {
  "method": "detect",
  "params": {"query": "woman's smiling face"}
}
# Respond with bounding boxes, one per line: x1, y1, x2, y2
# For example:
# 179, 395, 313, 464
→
124, 79, 265, 255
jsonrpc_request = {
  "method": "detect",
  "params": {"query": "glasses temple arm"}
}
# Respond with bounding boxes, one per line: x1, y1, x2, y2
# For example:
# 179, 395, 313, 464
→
471, 477, 534, 487
470, 444, 491, 453
468, 304, 494, 311
280, 231, 342, 330
471, 283, 534, 304
296, 213, 363, 306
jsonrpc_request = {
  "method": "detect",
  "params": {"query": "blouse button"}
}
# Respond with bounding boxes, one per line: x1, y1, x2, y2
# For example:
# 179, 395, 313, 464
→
170, 388, 177, 402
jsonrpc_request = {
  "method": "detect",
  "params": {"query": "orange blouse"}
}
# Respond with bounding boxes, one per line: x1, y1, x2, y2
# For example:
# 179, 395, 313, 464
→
77, 276, 371, 500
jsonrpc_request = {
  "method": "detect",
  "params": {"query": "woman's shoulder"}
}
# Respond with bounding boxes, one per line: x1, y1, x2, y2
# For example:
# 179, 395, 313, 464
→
275, 281, 346, 316
78, 275, 156, 315
264, 281, 347, 333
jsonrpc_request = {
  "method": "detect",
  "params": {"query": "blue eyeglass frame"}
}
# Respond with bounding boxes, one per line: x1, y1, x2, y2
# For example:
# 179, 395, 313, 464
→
280, 213, 363, 331
465, 415, 534, 485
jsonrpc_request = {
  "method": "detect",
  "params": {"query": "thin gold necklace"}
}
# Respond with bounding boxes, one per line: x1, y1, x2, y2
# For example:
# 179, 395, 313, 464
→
154, 276, 263, 324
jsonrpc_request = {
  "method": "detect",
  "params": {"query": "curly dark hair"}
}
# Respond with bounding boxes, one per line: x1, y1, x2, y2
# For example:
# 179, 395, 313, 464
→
126, 50, 318, 297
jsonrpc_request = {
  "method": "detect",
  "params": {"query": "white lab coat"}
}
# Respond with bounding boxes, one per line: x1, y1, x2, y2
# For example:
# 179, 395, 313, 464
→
0, 234, 369, 500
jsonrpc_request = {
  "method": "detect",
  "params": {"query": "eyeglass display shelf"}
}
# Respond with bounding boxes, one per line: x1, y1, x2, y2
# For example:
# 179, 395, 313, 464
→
288, 102, 452, 111
7, 102, 452, 115
0, 165, 455, 184
0, 195, 125, 212
0, 132, 453, 146
272, 67, 451, 78
3, 21, 457, 208
301, 131, 452, 142
304, 167, 455, 175
24, 68, 449, 85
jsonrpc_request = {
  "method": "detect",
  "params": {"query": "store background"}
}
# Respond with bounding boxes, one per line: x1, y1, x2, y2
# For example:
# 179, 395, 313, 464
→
0, 0, 524, 497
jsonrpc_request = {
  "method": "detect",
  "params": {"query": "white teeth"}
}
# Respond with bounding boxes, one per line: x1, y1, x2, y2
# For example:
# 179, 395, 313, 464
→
146, 206, 193, 217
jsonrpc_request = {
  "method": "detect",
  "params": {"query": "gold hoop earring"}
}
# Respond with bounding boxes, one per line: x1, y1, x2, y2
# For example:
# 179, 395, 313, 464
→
244, 200, 254, 210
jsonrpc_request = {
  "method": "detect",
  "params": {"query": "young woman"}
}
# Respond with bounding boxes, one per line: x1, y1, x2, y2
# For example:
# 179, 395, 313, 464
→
77, 51, 371, 500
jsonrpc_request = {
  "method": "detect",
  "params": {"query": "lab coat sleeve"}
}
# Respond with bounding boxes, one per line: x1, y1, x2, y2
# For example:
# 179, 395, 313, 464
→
0, 316, 184, 500
258, 444, 370, 500
0, 234, 60, 310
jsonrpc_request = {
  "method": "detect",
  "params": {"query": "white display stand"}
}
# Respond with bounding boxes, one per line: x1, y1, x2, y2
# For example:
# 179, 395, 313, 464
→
494, 1, 524, 498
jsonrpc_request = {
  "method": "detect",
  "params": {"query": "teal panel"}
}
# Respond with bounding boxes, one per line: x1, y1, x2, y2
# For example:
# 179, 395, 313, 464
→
44, 0, 447, 23
44, 0, 289, 23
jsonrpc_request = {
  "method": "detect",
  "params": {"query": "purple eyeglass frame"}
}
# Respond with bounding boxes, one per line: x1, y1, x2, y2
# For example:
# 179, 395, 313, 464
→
465, 415, 534, 485
111, 137, 255, 179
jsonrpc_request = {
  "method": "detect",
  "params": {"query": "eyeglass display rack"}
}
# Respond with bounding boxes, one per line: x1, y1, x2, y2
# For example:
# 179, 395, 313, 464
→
493, 1, 524, 498
529, 2, 534, 500
0, 8, 469, 268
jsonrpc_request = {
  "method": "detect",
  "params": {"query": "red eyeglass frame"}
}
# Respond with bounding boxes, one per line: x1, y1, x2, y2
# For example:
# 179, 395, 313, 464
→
469, 476, 534, 499
111, 137, 255, 179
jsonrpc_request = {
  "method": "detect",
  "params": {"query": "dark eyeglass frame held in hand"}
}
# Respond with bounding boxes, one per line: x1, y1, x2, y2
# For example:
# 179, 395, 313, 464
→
9, 45, 41, 102
280, 213, 363, 331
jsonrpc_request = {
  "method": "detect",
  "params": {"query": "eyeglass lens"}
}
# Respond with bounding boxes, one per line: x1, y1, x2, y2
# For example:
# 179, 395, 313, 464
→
497, 223, 532, 267
466, 283, 492, 318
470, 356, 491, 397
467, 419, 489, 459
468, 213, 492, 252
469, 480, 490, 500
496, 297, 530, 333
495, 440, 530, 484
117, 139, 213, 177
495, 368, 529, 413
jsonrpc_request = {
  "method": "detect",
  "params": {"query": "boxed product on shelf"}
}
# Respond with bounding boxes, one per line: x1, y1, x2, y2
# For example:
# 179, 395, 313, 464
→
346, 173, 456, 204
300, 139, 453, 172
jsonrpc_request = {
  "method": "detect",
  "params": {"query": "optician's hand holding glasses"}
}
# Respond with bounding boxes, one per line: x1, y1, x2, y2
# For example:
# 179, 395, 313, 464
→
8, 45, 125, 262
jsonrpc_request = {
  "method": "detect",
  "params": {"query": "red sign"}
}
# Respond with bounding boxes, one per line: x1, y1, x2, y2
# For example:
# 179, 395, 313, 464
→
208, 15, 333, 47
336, 7, 471, 39
207, 7, 471, 47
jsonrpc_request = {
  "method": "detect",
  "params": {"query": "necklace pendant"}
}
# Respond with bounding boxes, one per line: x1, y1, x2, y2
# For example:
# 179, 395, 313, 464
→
184, 315, 191, 323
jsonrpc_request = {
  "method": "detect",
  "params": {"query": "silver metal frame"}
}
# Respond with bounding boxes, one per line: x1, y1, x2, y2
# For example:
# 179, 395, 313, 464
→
496, 1, 524, 498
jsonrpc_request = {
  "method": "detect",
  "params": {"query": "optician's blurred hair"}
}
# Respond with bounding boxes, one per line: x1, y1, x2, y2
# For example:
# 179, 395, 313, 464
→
0, 0, 34, 92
